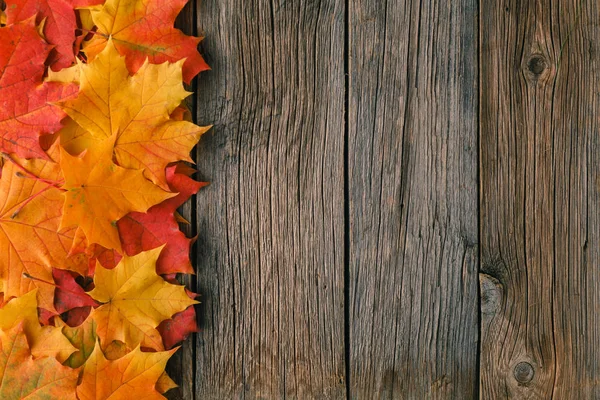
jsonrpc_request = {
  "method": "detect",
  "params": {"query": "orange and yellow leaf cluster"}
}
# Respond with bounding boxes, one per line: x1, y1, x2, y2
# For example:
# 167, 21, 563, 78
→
0, 0, 209, 397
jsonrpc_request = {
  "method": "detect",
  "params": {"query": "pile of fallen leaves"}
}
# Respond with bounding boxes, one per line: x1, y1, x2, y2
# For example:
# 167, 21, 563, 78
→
0, 0, 209, 397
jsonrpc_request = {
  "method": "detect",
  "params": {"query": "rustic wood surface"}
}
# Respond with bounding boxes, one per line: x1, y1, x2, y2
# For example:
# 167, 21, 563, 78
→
3, 0, 600, 397
480, 1, 600, 398
192, 0, 346, 398
347, 0, 480, 398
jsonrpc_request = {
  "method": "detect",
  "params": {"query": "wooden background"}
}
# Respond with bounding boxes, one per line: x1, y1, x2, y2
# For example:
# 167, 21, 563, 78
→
0, 0, 596, 397
164, 0, 600, 398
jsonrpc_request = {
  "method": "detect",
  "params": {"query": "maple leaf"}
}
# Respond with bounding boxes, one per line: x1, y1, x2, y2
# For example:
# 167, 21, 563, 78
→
118, 164, 207, 275
0, 290, 77, 363
88, 247, 197, 351
59, 136, 175, 251
59, 315, 97, 368
0, 142, 88, 311
0, 322, 79, 399
53, 268, 99, 314
82, 0, 209, 83
58, 40, 209, 189
58, 117, 99, 155
77, 341, 176, 400
0, 18, 78, 159
156, 371, 177, 394
157, 304, 198, 350
4, 0, 103, 70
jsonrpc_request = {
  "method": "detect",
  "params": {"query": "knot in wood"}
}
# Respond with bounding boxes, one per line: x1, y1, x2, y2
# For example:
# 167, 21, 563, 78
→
479, 273, 502, 315
527, 56, 547, 76
513, 362, 535, 384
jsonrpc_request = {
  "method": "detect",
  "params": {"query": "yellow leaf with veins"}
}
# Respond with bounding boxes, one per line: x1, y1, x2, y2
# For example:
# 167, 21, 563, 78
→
89, 247, 197, 351
58, 40, 209, 190
0, 290, 77, 363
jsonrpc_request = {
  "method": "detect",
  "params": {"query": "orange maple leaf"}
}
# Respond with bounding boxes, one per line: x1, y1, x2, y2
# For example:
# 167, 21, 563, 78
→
82, 0, 209, 83
77, 341, 176, 400
59, 136, 175, 251
0, 142, 88, 311
0, 322, 79, 399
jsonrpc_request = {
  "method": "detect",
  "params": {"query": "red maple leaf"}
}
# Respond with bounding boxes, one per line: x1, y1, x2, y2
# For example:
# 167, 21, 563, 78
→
157, 278, 198, 349
118, 164, 207, 275
53, 268, 99, 314
5, 0, 103, 70
0, 18, 77, 158
157, 304, 198, 349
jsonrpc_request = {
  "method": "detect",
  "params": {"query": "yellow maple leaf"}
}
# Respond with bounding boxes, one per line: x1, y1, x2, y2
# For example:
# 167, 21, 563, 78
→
77, 341, 175, 400
0, 290, 77, 363
88, 247, 197, 351
58, 40, 209, 190
57, 315, 97, 369
59, 137, 175, 251
0, 142, 88, 311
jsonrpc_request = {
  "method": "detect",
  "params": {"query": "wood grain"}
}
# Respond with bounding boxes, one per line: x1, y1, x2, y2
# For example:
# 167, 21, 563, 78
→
347, 0, 479, 398
194, 0, 346, 398
480, 1, 600, 398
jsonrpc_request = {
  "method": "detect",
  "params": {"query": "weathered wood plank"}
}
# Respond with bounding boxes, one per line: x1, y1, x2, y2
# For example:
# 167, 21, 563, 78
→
194, 0, 346, 398
166, 2, 198, 399
347, 0, 479, 398
480, 1, 600, 398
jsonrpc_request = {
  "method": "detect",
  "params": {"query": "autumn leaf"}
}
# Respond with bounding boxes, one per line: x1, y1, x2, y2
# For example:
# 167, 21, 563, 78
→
88, 247, 197, 351
53, 268, 99, 314
0, 142, 88, 311
0, 0, 208, 394
0, 322, 79, 399
157, 304, 198, 350
62, 306, 94, 327
82, 0, 209, 84
58, 40, 209, 189
0, 18, 78, 159
0, 290, 77, 363
4, 0, 103, 70
156, 371, 178, 394
118, 164, 207, 275
59, 136, 175, 251
59, 315, 97, 368
57, 117, 99, 155
77, 341, 175, 400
